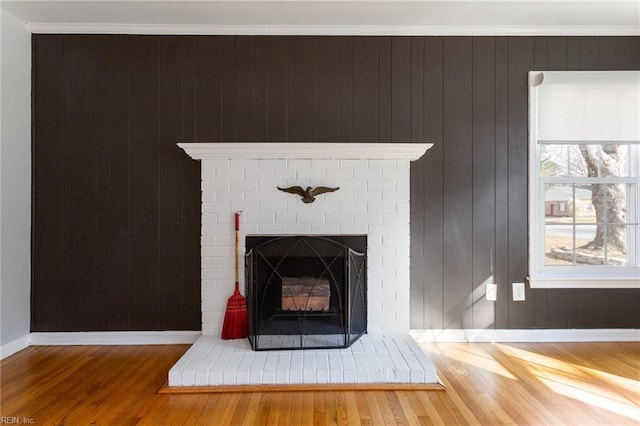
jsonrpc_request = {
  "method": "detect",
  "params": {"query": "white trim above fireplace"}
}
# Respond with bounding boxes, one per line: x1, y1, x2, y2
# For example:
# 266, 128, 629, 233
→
178, 142, 432, 161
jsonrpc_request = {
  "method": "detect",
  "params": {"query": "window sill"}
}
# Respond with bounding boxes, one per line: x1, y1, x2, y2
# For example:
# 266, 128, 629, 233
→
528, 277, 640, 289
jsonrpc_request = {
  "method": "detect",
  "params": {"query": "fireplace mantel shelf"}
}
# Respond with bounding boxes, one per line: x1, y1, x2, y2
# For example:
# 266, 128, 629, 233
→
178, 142, 432, 161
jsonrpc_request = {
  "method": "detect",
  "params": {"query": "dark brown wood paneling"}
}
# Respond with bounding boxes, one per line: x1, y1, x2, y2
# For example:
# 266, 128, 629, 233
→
31, 35, 640, 332
417, 37, 445, 329
157, 38, 184, 329
195, 37, 221, 142
378, 37, 392, 143
287, 37, 317, 142
442, 37, 473, 329
316, 37, 341, 142
471, 37, 496, 329
352, 37, 379, 142
254, 37, 269, 142
221, 37, 236, 142
32, 35, 66, 331
339, 37, 353, 141
391, 38, 411, 142
532, 37, 548, 329
493, 37, 510, 330
103, 36, 133, 330
129, 36, 160, 329
235, 37, 256, 141
267, 37, 287, 141
507, 37, 533, 328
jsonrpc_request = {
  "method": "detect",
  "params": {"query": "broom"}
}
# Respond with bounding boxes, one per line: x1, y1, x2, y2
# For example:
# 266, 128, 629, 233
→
221, 211, 248, 339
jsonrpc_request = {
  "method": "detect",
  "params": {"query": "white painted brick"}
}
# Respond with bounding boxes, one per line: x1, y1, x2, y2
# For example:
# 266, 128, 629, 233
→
311, 223, 341, 234
258, 223, 288, 234
245, 167, 274, 180
216, 167, 245, 180
354, 168, 383, 180
340, 201, 368, 214
367, 235, 383, 247
353, 191, 382, 202
296, 211, 325, 224
259, 179, 284, 191
232, 159, 259, 170
230, 180, 259, 191
273, 168, 297, 180
201, 213, 219, 224
244, 191, 274, 202
315, 353, 330, 384
216, 192, 245, 203
370, 179, 396, 192
259, 202, 287, 214
230, 202, 258, 214
202, 268, 234, 280
203, 159, 231, 171
328, 353, 343, 384
245, 212, 275, 224
396, 224, 410, 235
383, 168, 409, 181
327, 169, 354, 180
325, 212, 354, 225
289, 353, 303, 384
287, 224, 312, 234
368, 159, 397, 170
396, 177, 410, 192
345, 180, 367, 192
395, 246, 410, 258
275, 212, 296, 224
340, 159, 367, 169
311, 159, 340, 169
340, 224, 368, 234
383, 191, 409, 202
383, 234, 410, 247
202, 191, 217, 202
202, 246, 233, 257
296, 168, 325, 180
259, 159, 286, 169
241, 223, 259, 234
354, 213, 383, 225
202, 202, 231, 214
382, 213, 409, 225
288, 159, 311, 169
368, 202, 396, 213
202, 179, 230, 191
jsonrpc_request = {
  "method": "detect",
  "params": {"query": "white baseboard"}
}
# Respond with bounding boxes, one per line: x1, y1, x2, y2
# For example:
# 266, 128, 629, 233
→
30, 331, 202, 346
1, 334, 31, 360
410, 329, 640, 343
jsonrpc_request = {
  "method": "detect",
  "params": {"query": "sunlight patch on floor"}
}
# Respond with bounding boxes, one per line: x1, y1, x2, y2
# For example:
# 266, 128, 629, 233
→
495, 344, 640, 421
420, 343, 516, 380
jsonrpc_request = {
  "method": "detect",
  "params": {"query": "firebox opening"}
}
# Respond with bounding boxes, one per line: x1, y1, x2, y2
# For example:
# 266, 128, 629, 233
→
245, 235, 367, 351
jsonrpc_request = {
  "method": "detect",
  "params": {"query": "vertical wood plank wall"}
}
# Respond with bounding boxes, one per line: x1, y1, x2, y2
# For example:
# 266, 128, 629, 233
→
31, 35, 640, 332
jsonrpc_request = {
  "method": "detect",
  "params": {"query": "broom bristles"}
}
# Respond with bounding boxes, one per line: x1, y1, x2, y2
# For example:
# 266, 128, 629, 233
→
221, 285, 248, 340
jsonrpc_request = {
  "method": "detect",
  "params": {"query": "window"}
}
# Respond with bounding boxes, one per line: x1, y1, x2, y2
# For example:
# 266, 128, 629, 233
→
529, 71, 640, 288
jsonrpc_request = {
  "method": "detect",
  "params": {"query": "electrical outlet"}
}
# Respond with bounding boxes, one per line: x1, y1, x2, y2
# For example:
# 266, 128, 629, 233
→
486, 283, 497, 301
513, 282, 525, 301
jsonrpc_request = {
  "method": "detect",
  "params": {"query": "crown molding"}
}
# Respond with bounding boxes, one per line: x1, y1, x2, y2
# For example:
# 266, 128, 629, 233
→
178, 143, 432, 161
26, 23, 640, 36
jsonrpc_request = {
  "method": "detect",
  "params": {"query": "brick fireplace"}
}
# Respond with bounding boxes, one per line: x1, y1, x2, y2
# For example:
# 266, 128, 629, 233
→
178, 143, 430, 336
169, 143, 438, 387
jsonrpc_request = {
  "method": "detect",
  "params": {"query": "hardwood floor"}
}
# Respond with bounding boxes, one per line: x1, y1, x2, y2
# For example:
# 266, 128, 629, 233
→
1, 342, 638, 425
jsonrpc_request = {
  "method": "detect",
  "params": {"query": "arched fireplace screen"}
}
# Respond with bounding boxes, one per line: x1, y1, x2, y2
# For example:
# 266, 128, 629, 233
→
245, 235, 367, 351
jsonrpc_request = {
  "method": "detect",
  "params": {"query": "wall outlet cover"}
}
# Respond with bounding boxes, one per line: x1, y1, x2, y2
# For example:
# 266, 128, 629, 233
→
513, 282, 525, 301
486, 283, 497, 301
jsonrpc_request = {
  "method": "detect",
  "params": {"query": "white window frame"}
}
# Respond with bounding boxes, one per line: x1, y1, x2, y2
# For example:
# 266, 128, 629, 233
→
528, 71, 640, 289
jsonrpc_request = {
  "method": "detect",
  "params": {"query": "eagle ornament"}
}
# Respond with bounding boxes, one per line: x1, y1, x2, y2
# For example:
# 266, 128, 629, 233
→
277, 186, 340, 203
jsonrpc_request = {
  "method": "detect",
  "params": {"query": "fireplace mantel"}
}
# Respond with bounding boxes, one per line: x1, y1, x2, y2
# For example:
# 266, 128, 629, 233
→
178, 142, 432, 161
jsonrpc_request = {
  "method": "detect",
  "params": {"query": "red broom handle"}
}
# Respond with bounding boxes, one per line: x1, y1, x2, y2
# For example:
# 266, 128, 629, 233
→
234, 212, 241, 293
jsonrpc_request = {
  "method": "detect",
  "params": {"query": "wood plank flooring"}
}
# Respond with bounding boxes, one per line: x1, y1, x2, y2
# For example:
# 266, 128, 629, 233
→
1, 342, 638, 425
